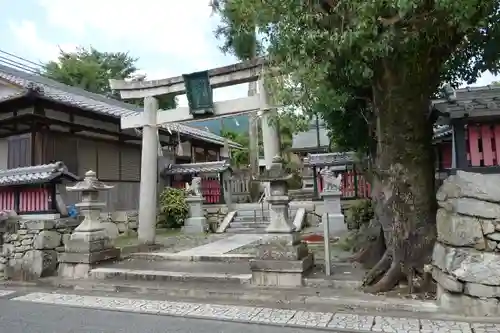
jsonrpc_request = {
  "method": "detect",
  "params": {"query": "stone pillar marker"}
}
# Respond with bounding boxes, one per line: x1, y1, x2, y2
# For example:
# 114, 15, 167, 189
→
320, 167, 346, 235
182, 177, 207, 234
58, 170, 119, 279
250, 156, 314, 287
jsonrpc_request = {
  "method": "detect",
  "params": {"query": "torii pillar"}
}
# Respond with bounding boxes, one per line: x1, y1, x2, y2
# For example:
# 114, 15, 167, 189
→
138, 96, 159, 244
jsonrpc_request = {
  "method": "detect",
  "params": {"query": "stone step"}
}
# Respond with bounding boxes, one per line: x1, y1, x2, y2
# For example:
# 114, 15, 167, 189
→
91, 259, 252, 284
225, 227, 267, 234
128, 252, 255, 263
236, 210, 270, 217
232, 215, 270, 222
229, 222, 269, 229
236, 209, 298, 216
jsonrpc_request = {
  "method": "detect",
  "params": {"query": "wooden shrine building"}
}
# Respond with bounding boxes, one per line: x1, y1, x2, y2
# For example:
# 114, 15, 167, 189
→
0, 64, 240, 211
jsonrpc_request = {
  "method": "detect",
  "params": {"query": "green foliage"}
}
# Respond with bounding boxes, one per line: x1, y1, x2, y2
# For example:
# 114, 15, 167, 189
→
220, 128, 250, 167
43, 46, 137, 96
43, 46, 176, 109
220, 113, 309, 167
212, 0, 262, 60
158, 188, 189, 229
213, 0, 500, 155
345, 199, 374, 230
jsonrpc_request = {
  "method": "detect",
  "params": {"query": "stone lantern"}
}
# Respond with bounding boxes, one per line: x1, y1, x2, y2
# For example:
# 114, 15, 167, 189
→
58, 170, 119, 279
255, 155, 294, 233
250, 155, 313, 287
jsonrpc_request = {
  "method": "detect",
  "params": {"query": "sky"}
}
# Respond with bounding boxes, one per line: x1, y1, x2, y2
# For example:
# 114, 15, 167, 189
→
0, 0, 249, 107
0, 0, 499, 109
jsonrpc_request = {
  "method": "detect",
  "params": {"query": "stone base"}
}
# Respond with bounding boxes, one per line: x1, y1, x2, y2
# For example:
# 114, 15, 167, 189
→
250, 253, 314, 287
58, 263, 94, 279
58, 247, 119, 265
320, 213, 346, 235
182, 217, 207, 234
58, 232, 119, 279
249, 232, 313, 287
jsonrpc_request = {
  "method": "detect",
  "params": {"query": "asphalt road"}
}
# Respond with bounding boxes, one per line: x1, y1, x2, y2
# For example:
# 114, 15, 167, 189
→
0, 299, 329, 333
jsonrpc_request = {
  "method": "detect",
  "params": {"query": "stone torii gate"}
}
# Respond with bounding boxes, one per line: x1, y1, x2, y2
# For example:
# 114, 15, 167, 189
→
109, 58, 281, 244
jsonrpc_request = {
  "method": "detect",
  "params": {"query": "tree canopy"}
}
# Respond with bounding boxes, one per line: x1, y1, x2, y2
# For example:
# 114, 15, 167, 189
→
213, 0, 500, 293
43, 46, 176, 109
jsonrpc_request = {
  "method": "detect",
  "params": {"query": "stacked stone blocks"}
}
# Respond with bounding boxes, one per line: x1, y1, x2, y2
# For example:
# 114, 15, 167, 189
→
1, 218, 79, 279
433, 171, 500, 315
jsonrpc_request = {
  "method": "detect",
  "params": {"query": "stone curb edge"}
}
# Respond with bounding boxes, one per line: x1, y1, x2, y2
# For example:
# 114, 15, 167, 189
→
7, 293, 384, 333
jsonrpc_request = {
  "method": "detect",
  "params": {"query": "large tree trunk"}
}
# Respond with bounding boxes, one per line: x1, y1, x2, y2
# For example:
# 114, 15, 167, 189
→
361, 62, 438, 293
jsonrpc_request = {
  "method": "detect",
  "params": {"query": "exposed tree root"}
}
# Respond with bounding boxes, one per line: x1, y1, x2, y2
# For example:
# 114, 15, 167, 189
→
364, 260, 403, 293
349, 219, 386, 269
349, 247, 369, 263
361, 249, 391, 286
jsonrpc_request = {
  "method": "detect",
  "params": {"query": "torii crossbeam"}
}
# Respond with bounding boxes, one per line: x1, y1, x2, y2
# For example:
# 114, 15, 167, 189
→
109, 58, 281, 244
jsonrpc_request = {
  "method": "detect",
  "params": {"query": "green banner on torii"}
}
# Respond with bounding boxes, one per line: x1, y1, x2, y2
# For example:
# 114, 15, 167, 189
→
182, 71, 214, 115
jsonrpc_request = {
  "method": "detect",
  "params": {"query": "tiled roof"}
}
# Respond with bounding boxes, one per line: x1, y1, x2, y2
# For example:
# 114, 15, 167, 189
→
0, 162, 79, 186
433, 125, 452, 139
432, 85, 500, 119
0, 64, 240, 148
162, 161, 232, 175
305, 152, 356, 167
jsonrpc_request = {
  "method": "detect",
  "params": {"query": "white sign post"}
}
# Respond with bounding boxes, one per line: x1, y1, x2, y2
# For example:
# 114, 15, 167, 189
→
323, 214, 332, 276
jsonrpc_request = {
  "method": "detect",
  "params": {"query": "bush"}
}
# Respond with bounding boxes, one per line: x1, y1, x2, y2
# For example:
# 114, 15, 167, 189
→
158, 187, 189, 229
345, 199, 373, 230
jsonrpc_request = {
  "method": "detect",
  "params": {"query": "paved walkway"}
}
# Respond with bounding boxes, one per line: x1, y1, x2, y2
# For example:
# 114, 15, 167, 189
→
0, 297, 317, 333
6, 290, 498, 333
170, 234, 268, 257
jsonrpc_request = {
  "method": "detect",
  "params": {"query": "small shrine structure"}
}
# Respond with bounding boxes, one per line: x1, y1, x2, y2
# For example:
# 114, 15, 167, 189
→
0, 162, 79, 215
433, 85, 500, 176
161, 160, 232, 204
305, 152, 371, 200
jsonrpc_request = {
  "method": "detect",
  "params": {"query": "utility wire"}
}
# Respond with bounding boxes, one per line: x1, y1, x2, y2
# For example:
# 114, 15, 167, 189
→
0, 48, 250, 131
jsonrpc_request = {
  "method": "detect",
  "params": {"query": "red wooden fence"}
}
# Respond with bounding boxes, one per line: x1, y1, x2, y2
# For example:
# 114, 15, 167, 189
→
467, 123, 500, 167
0, 188, 51, 213
318, 170, 371, 199
171, 176, 222, 204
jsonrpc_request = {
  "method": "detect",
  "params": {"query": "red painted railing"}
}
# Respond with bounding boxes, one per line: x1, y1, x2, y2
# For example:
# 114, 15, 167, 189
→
467, 124, 500, 167
0, 187, 51, 213
318, 169, 371, 199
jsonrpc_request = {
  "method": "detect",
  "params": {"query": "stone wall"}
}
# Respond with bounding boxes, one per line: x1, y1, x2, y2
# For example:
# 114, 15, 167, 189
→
100, 208, 226, 236
1, 218, 79, 280
100, 211, 138, 239
433, 171, 500, 316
